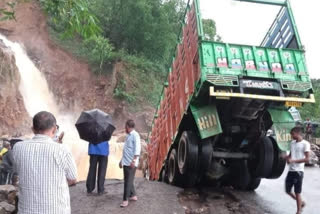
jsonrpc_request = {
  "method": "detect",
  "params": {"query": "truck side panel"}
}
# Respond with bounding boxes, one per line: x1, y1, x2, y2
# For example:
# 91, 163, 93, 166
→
148, 1, 202, 180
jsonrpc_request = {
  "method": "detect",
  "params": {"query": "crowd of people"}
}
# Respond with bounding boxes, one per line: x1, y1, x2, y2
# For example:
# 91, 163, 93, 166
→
1, 111, 141, 213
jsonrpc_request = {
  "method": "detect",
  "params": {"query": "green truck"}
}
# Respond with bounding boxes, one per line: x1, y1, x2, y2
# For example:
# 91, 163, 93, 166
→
147, 0, 315, 190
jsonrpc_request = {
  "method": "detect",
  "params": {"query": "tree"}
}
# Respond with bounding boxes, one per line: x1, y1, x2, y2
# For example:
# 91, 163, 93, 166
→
39, 0, 101, 39
202, 18, 221, 41
83, 36, 114, 75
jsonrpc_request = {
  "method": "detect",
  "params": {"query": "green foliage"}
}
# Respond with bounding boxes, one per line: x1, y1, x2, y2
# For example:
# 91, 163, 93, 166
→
299, 79, 320, 121
202, 18, 221, 41
39, 0, 101, 39
113, 78, 136, 103
90, 0, 185, 65
83, 36, 113, 75
0, 1, 17, 21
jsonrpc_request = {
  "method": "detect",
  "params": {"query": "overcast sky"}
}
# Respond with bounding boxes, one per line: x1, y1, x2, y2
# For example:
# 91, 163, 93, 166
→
199, 0, 320, 78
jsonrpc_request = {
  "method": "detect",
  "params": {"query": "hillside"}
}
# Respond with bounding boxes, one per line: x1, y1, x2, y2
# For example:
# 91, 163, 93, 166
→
0, 0, 161, 133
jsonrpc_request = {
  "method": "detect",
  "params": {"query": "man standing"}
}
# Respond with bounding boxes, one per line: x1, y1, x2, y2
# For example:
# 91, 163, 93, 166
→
119, 120, 141, 207
13, 111, 77, 214
285, 127, 310, 214
86, 141, 109, 195
0, 141, 10, 184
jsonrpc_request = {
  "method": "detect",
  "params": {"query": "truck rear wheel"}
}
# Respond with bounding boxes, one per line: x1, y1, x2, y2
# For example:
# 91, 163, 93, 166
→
230, 160, 261, 191
199, 140, 213, 175
246, 177, 261, 191
177, 131, 199, 175
230, 160, 251, 190
168, 149, 181, 185
249, 136, 274, 178
266, 137, 286, 179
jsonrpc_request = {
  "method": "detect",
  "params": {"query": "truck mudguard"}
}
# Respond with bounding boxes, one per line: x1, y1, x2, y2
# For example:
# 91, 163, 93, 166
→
190, 104, 222, 139
268, 108, 295, 151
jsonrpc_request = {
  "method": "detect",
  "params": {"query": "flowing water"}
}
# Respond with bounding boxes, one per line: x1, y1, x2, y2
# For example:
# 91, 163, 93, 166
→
0, 34, 124, 180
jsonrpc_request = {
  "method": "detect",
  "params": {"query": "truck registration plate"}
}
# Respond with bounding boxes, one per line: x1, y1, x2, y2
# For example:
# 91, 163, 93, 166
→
285, 101, 302, 107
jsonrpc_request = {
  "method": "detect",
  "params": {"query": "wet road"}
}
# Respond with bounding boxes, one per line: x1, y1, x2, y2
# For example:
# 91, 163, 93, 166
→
70, 167, 320, 214
242, 166, 320, 214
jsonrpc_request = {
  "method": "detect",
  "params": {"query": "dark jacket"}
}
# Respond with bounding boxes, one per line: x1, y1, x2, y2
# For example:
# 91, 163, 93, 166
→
1, 150, 14, 174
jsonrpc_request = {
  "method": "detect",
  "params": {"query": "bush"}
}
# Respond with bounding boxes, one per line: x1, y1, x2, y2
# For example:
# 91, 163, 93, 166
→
83, 36, 114, 75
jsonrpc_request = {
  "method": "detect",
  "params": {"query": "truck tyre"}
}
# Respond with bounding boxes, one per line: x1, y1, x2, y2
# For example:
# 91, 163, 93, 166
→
246, 177, 261, 191
160, 167, 168, 183
230, 160, 250, 190
266, 137, 286, 179
249, 136, 274, 178
199, 140, 213, 175
168, 149, 181, 185
177, 131, 199, 175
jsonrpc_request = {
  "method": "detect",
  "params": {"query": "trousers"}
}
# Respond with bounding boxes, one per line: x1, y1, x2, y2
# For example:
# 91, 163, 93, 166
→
86, 155, 108, 193
123, 166, 137, 200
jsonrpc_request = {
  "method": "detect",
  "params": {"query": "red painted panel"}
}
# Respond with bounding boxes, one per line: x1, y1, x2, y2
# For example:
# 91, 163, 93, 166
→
148, 2, 201, 180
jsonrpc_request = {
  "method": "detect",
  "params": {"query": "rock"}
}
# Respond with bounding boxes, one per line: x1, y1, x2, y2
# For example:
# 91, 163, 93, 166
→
0, 202, 15, 213
0, 186, 16, 195
140, 132, 148, 141
6, 192, 16, 205
0, 40, 30, 136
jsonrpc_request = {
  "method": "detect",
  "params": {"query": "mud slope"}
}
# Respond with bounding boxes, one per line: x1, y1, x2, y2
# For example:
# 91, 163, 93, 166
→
0, 0, 153, 131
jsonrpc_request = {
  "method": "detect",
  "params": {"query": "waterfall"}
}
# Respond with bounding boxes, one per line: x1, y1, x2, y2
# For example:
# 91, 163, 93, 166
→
0, 34, 124, 180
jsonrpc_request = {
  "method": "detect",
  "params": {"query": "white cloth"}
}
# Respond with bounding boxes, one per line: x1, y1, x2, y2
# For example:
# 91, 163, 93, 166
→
13, 135, 77, 214
121, 130, 141, 167
289, 139, 311, 172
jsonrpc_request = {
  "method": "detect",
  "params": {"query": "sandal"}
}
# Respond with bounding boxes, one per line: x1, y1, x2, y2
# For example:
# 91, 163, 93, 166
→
129, 196, 138, 201
120, 201, 129, 208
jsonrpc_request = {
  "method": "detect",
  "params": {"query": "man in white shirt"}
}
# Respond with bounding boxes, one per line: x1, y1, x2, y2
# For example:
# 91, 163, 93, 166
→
119, 119, 141, 208
285, 127, 310, 214
13, 111, 77, 214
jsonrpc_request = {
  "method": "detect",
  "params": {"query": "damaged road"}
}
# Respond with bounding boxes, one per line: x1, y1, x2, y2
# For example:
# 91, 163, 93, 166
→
70, 167, 320, 214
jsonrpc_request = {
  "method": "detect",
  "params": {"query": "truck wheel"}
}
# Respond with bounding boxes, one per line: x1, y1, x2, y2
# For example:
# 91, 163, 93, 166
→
177, 131, 199, 175
266, 137, 286, 179
230, 160, 250, 190
160, 167, 168, 183
168, 149, 181, 185
246, 177, 261, 191
199, 140, 213, 175
249, 136, 274, 178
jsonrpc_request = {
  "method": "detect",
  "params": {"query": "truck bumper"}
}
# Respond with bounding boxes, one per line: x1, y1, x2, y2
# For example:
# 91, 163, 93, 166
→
209, 86, 315, 104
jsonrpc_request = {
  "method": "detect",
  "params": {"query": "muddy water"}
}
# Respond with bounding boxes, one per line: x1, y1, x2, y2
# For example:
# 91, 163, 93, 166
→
0, 34, 124, 181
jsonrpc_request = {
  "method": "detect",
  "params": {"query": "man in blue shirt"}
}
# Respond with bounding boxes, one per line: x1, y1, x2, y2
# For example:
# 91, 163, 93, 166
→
119, 120, 141, 207
86, 141, 109, 195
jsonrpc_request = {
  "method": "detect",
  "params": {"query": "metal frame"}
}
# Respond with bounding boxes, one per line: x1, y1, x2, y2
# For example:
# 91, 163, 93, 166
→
234, 0, 286, 6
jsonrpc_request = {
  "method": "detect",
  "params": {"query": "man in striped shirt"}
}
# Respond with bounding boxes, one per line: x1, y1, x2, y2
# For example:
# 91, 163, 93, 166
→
13, 111, 77, 214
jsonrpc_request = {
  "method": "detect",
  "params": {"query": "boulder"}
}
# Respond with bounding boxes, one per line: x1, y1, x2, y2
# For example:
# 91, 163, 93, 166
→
0, 202, 15, 213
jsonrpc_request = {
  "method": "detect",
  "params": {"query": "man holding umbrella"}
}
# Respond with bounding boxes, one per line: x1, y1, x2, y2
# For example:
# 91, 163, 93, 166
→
75, 109, 116, 195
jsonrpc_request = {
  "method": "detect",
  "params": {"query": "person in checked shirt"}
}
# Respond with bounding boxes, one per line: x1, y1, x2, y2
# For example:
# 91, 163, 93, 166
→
119, 119, 141, 208
13, 111, 77, 214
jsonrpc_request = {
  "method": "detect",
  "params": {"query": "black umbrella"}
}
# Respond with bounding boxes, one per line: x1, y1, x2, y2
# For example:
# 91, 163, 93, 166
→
75, 109, 116, 144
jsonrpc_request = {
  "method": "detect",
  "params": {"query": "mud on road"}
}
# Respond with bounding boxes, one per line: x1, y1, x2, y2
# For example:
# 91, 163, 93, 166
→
71, 167, 320, 214
70, 178, 266, 214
